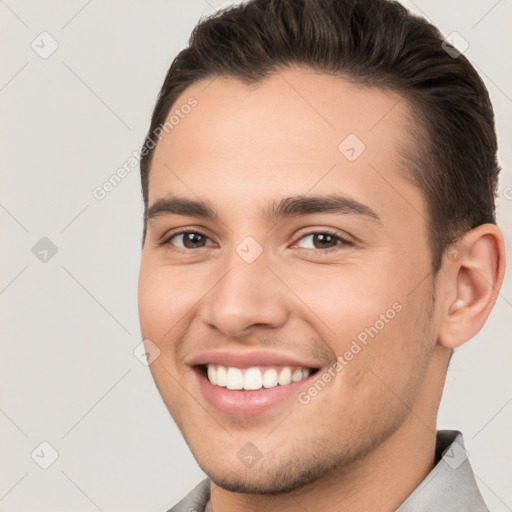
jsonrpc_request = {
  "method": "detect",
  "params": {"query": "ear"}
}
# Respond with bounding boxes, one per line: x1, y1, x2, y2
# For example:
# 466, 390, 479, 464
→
437, 223, 506, 349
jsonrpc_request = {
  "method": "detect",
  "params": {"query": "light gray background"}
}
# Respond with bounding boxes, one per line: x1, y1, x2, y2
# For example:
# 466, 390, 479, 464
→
1, 1, 511, 511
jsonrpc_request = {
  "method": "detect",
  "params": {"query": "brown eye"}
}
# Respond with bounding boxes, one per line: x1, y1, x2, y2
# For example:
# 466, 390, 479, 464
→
312, 233, 338, 249
184, 233, 206, 248
165, 231, 213, 249
295, 232, 352, 250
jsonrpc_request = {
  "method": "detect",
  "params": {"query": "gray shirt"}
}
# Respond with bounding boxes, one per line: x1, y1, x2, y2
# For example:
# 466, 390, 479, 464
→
166, 430, 489, 512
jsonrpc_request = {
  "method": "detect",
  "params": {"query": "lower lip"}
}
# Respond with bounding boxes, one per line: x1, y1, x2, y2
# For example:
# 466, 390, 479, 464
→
194, 367, 319, 417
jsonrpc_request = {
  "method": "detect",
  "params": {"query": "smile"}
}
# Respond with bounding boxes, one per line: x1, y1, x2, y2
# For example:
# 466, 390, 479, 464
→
194, 364, 321, 416
203, 364, 314, 390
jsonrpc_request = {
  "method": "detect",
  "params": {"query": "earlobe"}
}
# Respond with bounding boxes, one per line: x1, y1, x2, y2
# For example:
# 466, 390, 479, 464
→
438, 224, 505, 350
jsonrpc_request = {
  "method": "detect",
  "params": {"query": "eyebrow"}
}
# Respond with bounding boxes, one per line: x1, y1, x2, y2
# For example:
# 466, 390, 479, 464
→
146, 193, 382, 225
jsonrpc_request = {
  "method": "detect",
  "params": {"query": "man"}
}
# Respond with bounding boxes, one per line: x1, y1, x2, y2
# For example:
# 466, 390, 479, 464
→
137, 0, 505, 510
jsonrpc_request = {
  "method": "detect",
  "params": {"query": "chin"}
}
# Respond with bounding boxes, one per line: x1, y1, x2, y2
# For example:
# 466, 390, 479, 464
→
192, 441, 354, 496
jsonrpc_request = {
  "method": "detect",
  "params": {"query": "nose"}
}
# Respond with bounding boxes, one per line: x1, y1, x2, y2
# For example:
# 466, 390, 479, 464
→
198, 249, 290, 338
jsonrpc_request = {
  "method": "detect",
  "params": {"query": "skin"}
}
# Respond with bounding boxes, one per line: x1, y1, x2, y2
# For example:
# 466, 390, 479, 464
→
137, 67, 505, 512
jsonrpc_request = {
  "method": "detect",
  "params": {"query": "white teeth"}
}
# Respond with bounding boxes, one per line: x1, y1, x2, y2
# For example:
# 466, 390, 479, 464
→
277, 367, 292, 386
226, 367, 243, 390
291, 368, 303, 382
205, 365, 313, 390
216, 365, 227, 387
262, 368, 278, 388
207, 365, 217, 385
243, 368, 263, 390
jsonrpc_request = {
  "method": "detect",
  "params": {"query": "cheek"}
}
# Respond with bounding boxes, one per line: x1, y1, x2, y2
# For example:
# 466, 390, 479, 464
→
284, 264, 400, 342
138, 266, 165, 339
138, 261, 217, 364
138, 263, 189, 329
137, 262, 185, 348
137, 264, 193, 420
287, 266, 428, 388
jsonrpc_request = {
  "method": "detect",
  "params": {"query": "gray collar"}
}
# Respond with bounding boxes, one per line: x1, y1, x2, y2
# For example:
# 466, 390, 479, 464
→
397, 430, 488, 511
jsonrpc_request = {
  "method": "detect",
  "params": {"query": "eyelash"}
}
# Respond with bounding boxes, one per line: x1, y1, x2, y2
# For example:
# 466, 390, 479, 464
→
159, 229, 354, 254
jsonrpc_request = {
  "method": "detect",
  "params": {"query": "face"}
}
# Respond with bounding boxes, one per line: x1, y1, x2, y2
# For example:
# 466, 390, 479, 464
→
138, 68, 443, 494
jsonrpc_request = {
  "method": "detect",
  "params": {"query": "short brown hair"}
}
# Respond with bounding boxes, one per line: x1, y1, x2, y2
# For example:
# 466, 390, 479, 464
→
139, 0, 500, 273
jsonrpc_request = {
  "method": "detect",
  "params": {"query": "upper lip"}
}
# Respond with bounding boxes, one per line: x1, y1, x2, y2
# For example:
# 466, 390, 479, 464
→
189, 350, 322, 369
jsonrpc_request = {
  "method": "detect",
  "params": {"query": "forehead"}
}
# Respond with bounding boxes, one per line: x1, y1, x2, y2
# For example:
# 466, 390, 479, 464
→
148, 68, 423, 226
